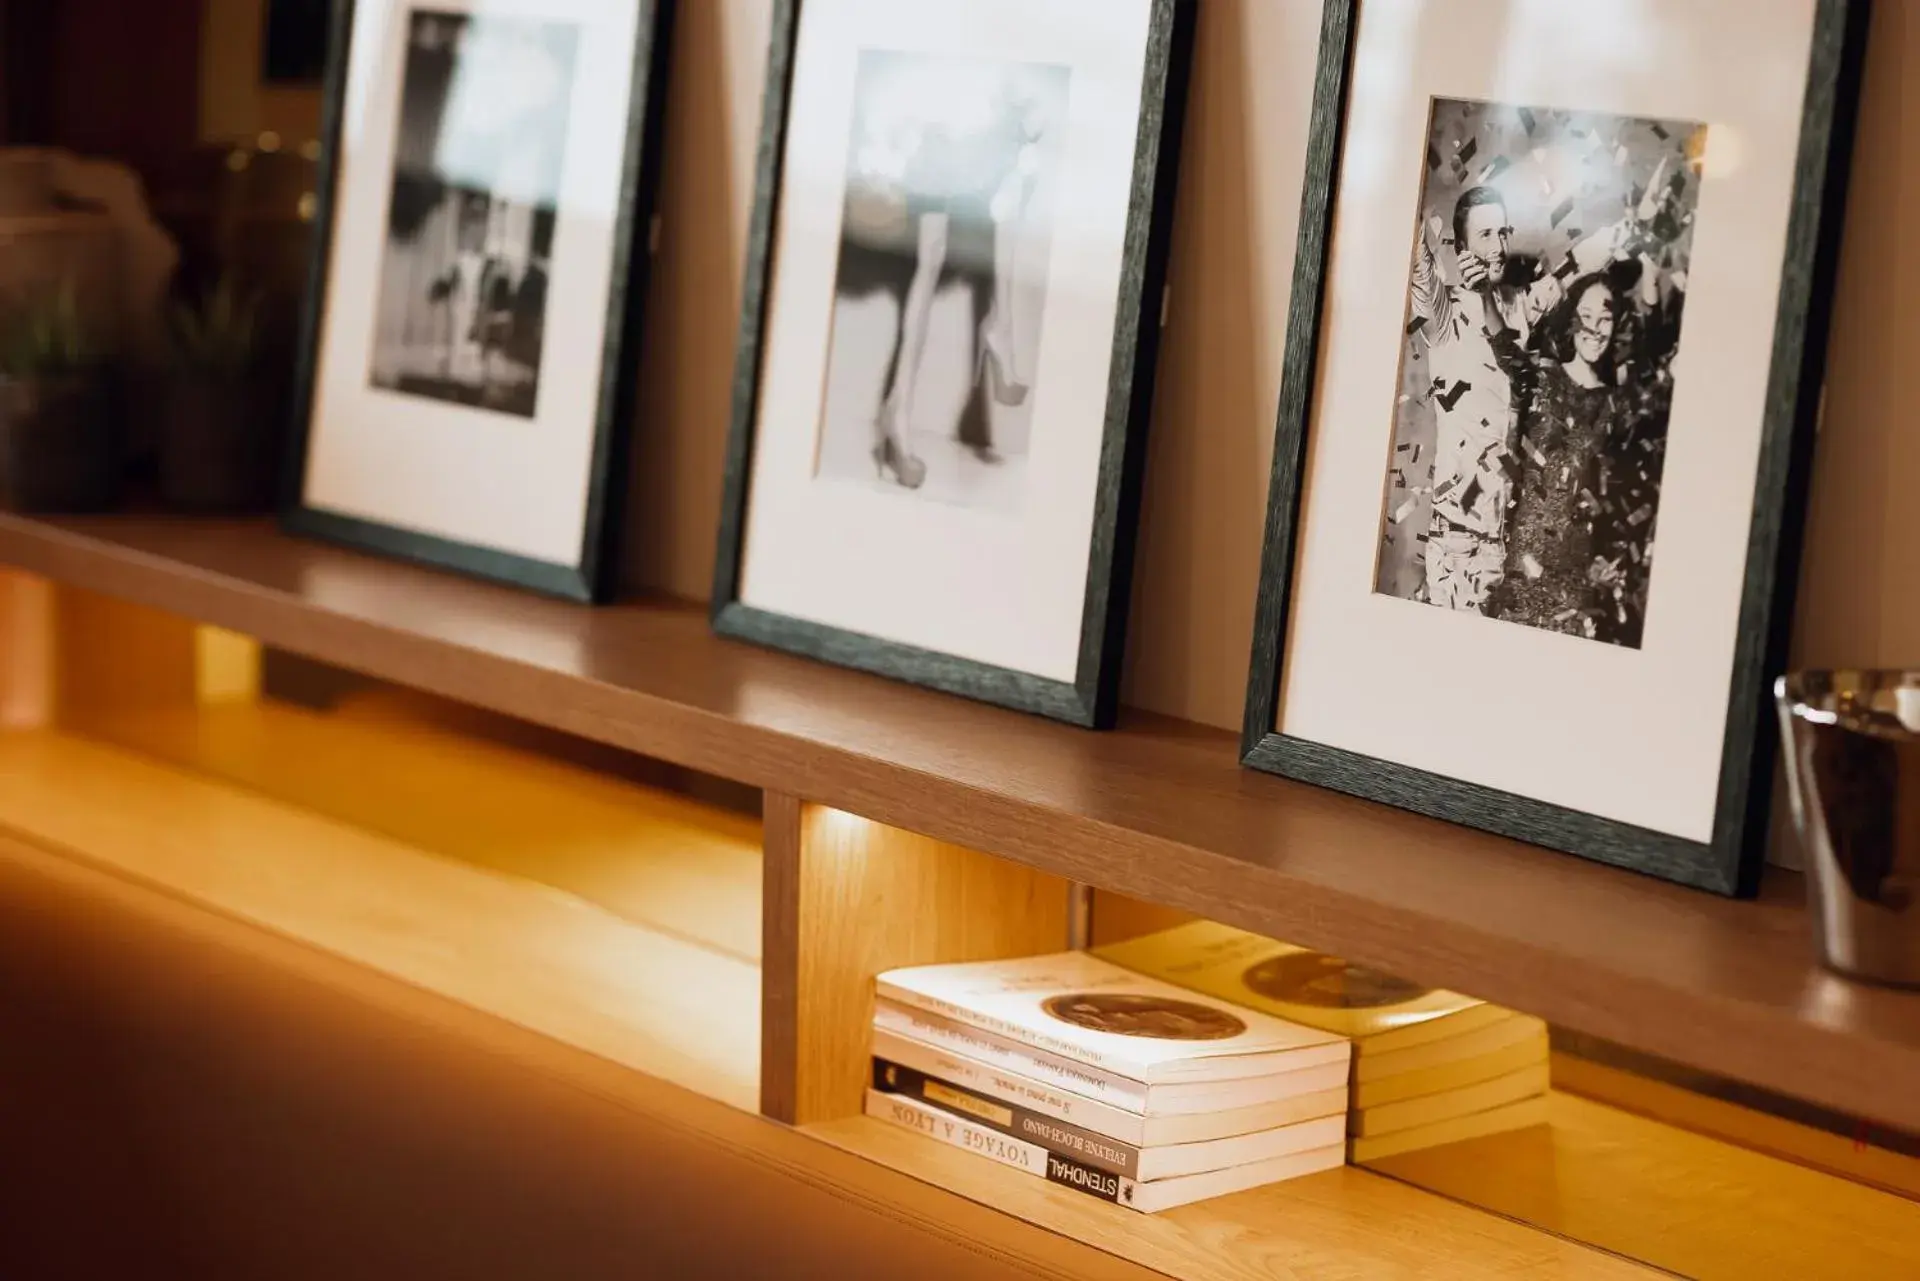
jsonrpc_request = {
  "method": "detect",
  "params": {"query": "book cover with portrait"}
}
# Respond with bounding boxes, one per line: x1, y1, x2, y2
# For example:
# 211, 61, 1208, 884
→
1097, 920, 1514, 1052
875, 951, 1349, 1084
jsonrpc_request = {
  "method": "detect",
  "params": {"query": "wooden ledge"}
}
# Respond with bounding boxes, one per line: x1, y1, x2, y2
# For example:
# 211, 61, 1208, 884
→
4, 513, 1919, 1134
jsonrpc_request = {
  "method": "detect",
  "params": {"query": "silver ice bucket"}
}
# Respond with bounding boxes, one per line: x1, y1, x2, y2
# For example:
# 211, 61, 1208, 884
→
1776, 671, 1920, 988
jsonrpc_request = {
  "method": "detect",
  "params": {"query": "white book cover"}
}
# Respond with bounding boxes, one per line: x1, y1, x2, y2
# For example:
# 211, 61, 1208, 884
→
868, 1089, 1347, 1214
877, 952, 1350, 1085
865, 1087, 1051, 1178
872, 1025, 1349, 1148
1128, 1142, 1345, 1214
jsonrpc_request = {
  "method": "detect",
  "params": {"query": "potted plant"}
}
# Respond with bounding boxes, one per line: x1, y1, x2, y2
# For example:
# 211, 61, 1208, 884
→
0, 282, 121, 513
158, 273, 282, 512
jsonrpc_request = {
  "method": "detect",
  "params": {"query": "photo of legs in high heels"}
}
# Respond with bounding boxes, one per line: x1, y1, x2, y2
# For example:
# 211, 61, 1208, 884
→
814, 51, 1068, 511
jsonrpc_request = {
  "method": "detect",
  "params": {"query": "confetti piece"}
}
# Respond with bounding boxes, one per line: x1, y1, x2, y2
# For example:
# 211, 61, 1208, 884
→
1436, 381, 1474, 412
1458, 137, 1479, 165
1407, 315, 1429, 337
1650, 122, 1671, 141
1427, 144, 1442, 171
1520, 107, 1537, 135
1392, 497, 1419, 525
1525, 439, 1547, 468
1478, 156, 1512, 185
1550, 198, 1576, 228
1521, 554, 1544, 580
1628, 505, 1653, 526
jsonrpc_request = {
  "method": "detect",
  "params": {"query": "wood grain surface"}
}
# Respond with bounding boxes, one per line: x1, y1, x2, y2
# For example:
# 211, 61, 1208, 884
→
0, 730, 763, 1110
1554, 1051, 1920, 1201
781, 807, 1070, 1125
3, 510, 1920, 1129
809, 1115, 1662, 1281
1369, 1091, 1920, 1281
0, 830, 1164, 1281
79, 695, 765, 962
4, 514, 1920, 1136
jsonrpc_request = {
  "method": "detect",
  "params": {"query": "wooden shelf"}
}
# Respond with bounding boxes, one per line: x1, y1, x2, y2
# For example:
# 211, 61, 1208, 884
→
808, 1116, 1661, 1279
74, 692, 763, 964
5, 513, 1920, 1136
0, 726, 762, 1111
1367, 1090, 1920, 1281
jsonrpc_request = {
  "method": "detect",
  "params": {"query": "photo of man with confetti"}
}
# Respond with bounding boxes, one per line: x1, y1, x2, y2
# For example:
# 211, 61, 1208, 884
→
1375, 97, 1706, 650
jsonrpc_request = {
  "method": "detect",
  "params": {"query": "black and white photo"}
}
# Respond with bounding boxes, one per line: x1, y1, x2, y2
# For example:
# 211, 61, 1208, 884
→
817, 52, 1070, 513
1244, 0, 1867, 893
1377, 99, 1704, 650
287, 0, 675, 601
714, 0, 1194, 728
370, 11, 578, 420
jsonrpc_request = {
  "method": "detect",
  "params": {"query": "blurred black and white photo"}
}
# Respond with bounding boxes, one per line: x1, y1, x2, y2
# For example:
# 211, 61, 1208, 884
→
815, 51, 1071, 512
1376, 98, 1706, 650
369, 10, 579, 420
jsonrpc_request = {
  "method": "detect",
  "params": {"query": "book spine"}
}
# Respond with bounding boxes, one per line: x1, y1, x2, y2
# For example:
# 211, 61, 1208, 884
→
873, 1000, 1150, 1111
866, 1089, 1140, 1211
875, 979, 1138, 1075
864, 1088, 1047, 1176
872, 1026, 1150, 1143
873, 1058, 1142, 1179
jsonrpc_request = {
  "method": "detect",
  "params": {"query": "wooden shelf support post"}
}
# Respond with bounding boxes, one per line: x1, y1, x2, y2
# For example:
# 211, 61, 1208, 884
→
761, 798, 1073, 1125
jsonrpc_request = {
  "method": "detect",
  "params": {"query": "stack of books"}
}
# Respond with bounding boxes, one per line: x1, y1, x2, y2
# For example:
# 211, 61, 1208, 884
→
1098, 922, 1551, 1162
866, 951, 1354, 1213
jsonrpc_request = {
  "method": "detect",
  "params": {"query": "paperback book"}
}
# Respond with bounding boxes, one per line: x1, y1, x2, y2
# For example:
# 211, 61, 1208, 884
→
873, 1056, 1347, 1181
872, 1025, 1349, 1148
873, 1001, 1351, 1117
876, 951, 1349, 1085
1097, 921, 1505, 1054
1351, 1029, 1550, 1109
1347, 1063, 1550, 1138
866, 1088, 1345, 1214
1347, 1093, 1550, 1162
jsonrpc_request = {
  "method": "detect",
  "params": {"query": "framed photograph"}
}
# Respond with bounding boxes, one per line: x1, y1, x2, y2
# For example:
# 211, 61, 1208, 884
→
712, 0, 1195, 728
285, 0, 676, 601
1244, 0, 1869, 893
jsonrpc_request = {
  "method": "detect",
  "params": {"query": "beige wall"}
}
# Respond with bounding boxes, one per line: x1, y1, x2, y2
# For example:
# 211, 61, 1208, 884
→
626, 1, 1918, 732
371, 0, 1910, 733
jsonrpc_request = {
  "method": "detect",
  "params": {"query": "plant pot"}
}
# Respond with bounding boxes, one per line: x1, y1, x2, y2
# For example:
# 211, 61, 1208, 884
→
156, 375, 283, 513
0, 375, 122, 513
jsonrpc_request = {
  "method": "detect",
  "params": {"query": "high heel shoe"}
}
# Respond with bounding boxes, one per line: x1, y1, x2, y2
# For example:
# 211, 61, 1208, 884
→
872, 433, 927, 491
978, 313, 1030, 407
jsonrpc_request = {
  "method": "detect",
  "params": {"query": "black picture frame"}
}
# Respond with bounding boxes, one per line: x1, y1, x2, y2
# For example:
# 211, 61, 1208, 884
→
282, 0, 678, 603
263, 0, 332, 85
1242, 0, 1871, 894
710, 0, 1197, 729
